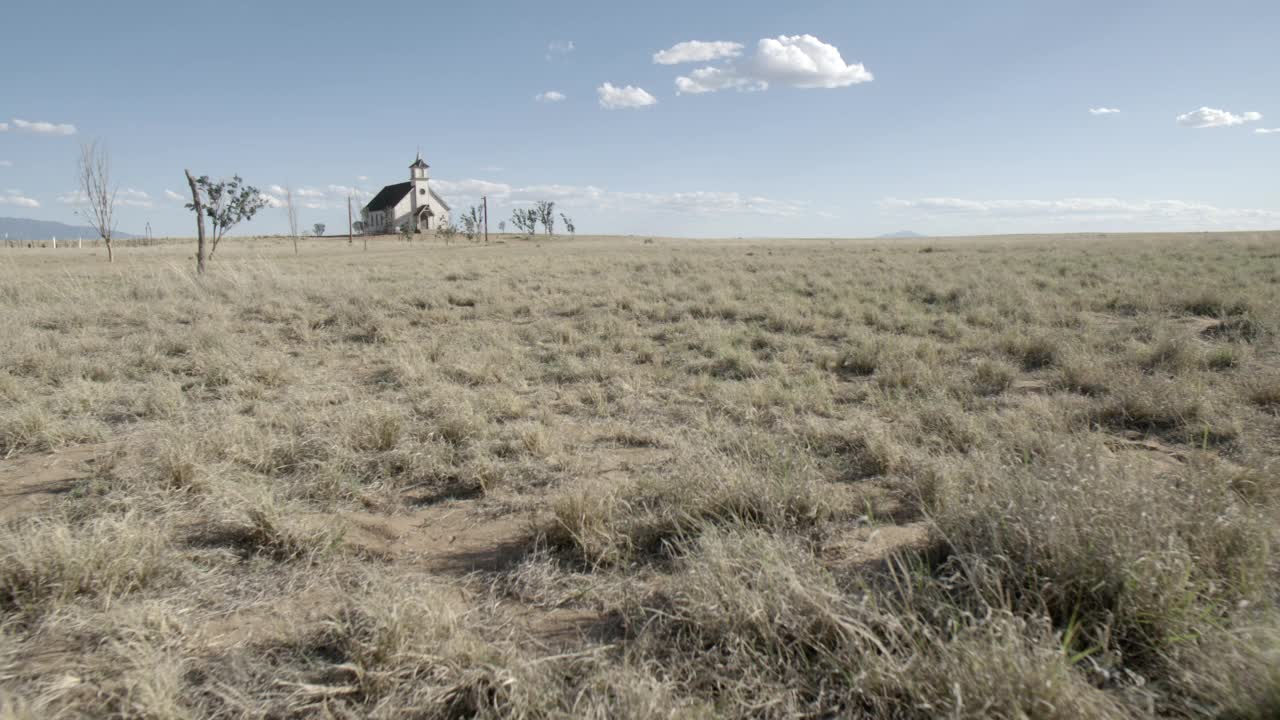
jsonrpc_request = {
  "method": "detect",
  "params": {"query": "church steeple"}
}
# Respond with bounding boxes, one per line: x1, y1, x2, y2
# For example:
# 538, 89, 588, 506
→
409, 152, 429, 181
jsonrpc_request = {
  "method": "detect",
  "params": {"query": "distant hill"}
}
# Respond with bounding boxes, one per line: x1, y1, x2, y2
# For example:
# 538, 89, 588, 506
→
878, 230, 926, 239
0, 216, 139, 241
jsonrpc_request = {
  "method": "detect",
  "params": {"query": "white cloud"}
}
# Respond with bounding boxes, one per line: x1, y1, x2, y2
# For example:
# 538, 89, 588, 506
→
0, 160, 12, 167
164, 189, 184, 201
60, 188, 152, 208
11, 118, 77, 136
0, 190, 39, 208
0, 123, 8, 132
676, 67, 766, 95
357, 175, 369, 181
546, 40, 574, 60
1256, 128, 1280, 135
1089, 107, 1121, 115
597, 83, 658, 110
535, 91, 566, 103
433, 177, 807, 218
879, 196, 1280, 225
752, 35, 873, 89
653, 40, 744, 65
258, 182, 371, 211
1176, 107, 1262, 128
119, 188, 152, 208
671, 34, 872, 95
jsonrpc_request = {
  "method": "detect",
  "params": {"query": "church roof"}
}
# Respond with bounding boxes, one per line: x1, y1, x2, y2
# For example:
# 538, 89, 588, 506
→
362, 181, 452, 213
364, 182, 411, 212
410, 156, 429, 169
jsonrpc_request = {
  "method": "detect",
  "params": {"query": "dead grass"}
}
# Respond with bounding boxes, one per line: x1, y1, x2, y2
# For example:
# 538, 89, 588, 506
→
0, 231, 1277, 718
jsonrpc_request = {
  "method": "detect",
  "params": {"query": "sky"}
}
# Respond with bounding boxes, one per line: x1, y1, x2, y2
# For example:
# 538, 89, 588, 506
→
1, 0, 1278, 238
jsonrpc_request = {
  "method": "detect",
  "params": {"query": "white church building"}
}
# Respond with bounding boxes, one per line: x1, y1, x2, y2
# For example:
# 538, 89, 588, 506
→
361, 154, 451, 234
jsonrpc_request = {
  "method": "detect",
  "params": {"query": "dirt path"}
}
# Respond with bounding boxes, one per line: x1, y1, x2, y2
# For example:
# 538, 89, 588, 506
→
0, 443, 115, 522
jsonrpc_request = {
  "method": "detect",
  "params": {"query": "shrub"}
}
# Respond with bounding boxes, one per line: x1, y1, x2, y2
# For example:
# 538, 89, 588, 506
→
0, 515, 175, 616
971, 357, 1017, 395
545, 446, 831, 566
931, 442, 1273, 669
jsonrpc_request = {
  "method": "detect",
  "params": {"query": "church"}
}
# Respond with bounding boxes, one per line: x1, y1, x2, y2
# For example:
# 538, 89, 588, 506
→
361, 154, 452, 234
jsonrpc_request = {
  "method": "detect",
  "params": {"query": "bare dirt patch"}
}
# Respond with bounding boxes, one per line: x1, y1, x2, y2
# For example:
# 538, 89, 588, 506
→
0, 443, 113, 522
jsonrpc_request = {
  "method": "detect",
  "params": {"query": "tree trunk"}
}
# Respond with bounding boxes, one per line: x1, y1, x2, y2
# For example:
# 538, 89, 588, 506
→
106, 239, 113, 263
184, 170, 207, 275
347, 196, 354, 246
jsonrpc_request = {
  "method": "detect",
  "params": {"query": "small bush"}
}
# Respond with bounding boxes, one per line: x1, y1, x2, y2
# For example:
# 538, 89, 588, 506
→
1054, 354, 1111, 396
971, 357, 1017, 396
1177, 289, 1252, 318
546, 447, 831, 566
1245, 372, 1280, 410
0, 515, 175, 616
1001, 333, 1058, 370
931, 442, 1272, 668
1093, 375, 1238, 445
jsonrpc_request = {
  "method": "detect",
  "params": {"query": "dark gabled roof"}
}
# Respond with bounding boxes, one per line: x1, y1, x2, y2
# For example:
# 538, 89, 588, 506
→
410, 157, 429, 169
364, 182, 411, 212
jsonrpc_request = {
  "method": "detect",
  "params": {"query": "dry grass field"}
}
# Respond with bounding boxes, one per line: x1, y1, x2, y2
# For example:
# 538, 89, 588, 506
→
1, 231, 1278, 718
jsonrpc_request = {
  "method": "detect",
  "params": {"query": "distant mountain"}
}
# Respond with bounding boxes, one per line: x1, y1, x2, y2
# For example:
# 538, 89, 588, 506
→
878, 230, 926, 239
0, 216, 139, 241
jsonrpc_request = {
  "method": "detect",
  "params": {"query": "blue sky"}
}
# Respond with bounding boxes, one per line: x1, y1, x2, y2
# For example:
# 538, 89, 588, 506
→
1, 0, 1277, 237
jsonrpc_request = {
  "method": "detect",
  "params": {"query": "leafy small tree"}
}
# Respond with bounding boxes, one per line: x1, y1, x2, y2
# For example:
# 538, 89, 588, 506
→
498, 220, 506, 234
313, 223, 326, 237
462, 206, 482, 242
183, 172, 268, 274
353, 220, 366, 234
511, 208, 537, 237
438, 222, 458, 245
535, 200, 556, 237
560, 213, 575, 237
399, 222, 414, 243
77, 140, 117, 262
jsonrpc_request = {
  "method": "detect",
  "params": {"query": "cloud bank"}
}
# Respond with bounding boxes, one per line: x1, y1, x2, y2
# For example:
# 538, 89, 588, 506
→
258, 183, 374, 211
433, 178, 807, 218
0, 190, 39, 208
880, 196, 1280, 226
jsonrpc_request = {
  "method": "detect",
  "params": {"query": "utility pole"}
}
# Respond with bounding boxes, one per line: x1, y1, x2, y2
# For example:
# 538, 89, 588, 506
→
347, 195, 354, 246
482, 195, 489, 244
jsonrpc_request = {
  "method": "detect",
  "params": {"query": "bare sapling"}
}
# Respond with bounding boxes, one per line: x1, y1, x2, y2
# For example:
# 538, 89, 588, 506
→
78, 140, 118, 262
284, 184, 299, 255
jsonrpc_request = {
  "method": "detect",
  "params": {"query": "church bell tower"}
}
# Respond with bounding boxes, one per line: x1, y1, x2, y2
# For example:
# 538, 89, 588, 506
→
409, 153, 430, 231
